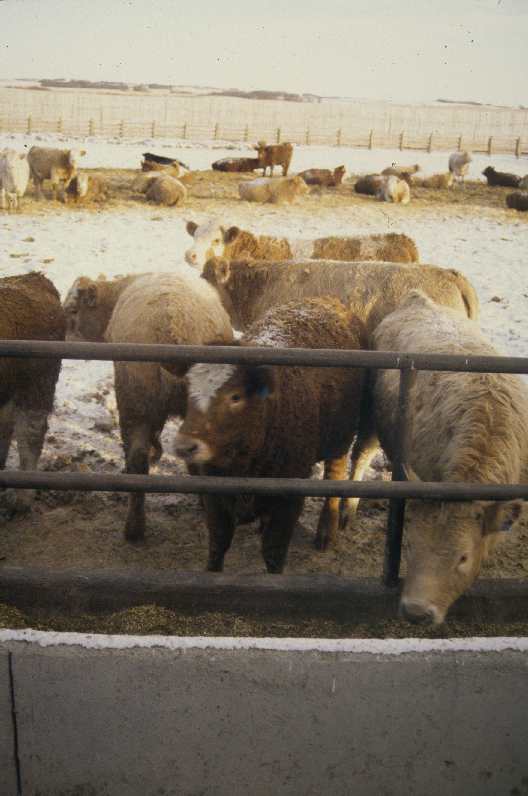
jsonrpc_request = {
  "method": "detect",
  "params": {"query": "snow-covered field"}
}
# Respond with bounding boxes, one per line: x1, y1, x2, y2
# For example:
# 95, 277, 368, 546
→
0, 133, 527, 580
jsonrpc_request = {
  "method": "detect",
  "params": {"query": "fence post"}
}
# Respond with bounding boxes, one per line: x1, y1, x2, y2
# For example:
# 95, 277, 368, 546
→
305, 128, 311, 145
384, 365, 417, 587
119, 120, 124, 138
151, 120, 156, 138
427, 132, 433, 153
399, 131, 404, 151
57, 117, 63, 134
88, 119, 95, 136
368, 130, 373, 150
458, 135, 463, 152
214, 123, 219, 140
487, 136, 493, 156
515, 137, 521, 158
182, 123, 187, 140
336, 128, 342, 147
244, 125, 249, 142
27, 115, 32, 135
276, 127, 281, 144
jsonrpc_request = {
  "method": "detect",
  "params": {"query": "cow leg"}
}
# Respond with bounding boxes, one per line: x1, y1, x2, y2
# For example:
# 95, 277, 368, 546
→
261, 496, 303, 574
204, 496, 236, 572
340, 426, 380, 529
122, 419, 167, 543
315, 454, 349, 550
0, 401, 15, 469
0, 188, 6, 211
2, 407, 50, 514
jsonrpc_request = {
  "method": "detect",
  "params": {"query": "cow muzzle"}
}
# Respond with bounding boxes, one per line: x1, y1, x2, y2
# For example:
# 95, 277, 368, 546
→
174, 433, 211, 464
399, 598, 443, 625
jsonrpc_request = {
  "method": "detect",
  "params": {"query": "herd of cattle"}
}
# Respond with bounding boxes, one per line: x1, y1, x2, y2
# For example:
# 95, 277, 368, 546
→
1, 141, 528, 210
1, 205, 527, 624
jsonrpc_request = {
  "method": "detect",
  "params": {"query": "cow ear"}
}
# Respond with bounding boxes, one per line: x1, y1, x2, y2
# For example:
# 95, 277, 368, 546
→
186, 220, 198, 237
401, 463, 420, 481
223, 226, 240, 244
242, 366, 275, 400
481, 500, 523, 536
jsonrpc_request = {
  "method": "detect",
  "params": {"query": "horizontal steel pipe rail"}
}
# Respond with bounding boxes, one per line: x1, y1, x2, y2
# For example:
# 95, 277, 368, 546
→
0, 470, 527, 501
1, 339, 528, 374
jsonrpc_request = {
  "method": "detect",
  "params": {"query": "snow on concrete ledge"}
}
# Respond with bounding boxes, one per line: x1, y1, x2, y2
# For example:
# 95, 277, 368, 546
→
1, 628, 528, 654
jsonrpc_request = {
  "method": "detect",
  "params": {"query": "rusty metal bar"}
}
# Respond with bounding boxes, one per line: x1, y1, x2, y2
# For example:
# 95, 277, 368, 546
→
384, 368, 417, 587
0, 470, 527, 500
1, 340, 528, 375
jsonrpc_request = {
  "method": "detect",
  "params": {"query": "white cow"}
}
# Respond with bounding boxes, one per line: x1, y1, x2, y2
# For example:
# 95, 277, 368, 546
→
0, 149, 30, 211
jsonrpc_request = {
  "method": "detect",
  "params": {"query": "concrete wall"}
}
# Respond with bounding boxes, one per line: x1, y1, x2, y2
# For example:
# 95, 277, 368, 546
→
1, 633, 528, 796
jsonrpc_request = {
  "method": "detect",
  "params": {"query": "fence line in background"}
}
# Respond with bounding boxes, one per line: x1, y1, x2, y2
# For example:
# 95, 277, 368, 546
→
0, 114, 526, 156
1, 340, 527, 587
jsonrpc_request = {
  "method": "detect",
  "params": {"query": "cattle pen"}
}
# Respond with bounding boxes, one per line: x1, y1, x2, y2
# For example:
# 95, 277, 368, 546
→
1, 338, 528, 796
0, 337, 527, 621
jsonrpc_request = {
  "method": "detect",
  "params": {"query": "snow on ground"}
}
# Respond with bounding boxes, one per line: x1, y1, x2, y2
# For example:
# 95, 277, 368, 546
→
1, 134, 527, 473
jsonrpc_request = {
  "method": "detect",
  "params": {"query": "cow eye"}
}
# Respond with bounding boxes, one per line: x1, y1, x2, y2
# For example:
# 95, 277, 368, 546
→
230, 393, 242, 404
459, 554, 468, 565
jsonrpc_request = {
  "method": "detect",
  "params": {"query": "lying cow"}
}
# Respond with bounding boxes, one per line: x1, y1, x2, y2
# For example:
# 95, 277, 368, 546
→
28, 146, 86, 201
142, 152, 189, 170
354, 174, 385, 196
0, 149, 30, 211
185, 220, 419, 268
298, 166, 346, 187
212, 157, 261, 173
482, 166, 521, 188
174, 298, 366, 569
413, 173, 453, 189
345, 290, 528, 624
253, 141, 293, 176
65, 174, 108, 203
201, 258, 479, 333
506, 192, 528, 212
238, 175, 308, 204
381, 164, 420, 177
377, 175, 411, 204
0, 272, 65, 513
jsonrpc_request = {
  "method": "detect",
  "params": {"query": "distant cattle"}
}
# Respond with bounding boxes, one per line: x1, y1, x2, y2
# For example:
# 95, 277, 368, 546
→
298, 166, 346, 187
381, 164, 420, 178
448, 151, 472, 183
238, 175, 308, 204
185, 220, 419, 268
354, 174, 385, 196
506, 192, 528, 212
142, 152, 189, 170
0, 149, 30, 210
65, 174, 109, 203
414, 173, 453, 189
482, 166, 521, 188
212, 157, 261, 173
378, 175, 411, 204
28, 146, 86, 201
253, 141, 294, 176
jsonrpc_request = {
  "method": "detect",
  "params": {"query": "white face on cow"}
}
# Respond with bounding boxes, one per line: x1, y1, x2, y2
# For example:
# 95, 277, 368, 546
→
185, 220, 226, 268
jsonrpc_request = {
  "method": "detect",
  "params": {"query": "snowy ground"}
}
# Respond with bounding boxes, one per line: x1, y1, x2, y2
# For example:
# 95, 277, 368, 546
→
0, 134, 527, 579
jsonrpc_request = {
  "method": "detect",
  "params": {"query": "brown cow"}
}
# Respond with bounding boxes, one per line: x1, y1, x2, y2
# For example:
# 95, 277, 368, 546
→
0, 272, 65, 514
253, 141, 294, 176
174, 297, 366, 569
298, 166, 346, 187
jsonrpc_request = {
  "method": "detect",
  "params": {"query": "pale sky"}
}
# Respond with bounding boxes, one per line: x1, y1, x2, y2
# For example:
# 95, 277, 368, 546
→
0, 0, 526, 106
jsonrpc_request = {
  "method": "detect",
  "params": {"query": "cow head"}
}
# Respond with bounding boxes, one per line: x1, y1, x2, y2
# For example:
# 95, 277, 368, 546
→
400, 472, 522, 624
185, 220, 241, 268
63, 275, 114, 341
174, 361, 275, 470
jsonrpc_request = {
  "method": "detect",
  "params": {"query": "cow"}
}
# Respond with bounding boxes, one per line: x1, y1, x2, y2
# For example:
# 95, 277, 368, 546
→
253, 141, 294, 176
0, 149, 30, 211
212, 157, 261, 173
482, 166, 521, 188
298, 166, 346, 187
28, 146, 86, 201
448, 151, 472, 183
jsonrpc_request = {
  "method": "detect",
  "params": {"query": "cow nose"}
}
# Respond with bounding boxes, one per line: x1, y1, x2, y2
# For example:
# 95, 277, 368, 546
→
185, 250, 197, 264
399, 600, 436, 625
174, 436, 199, 460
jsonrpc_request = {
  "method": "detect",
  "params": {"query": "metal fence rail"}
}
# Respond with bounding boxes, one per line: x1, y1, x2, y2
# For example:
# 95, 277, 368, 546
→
1, 339, 527, 587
